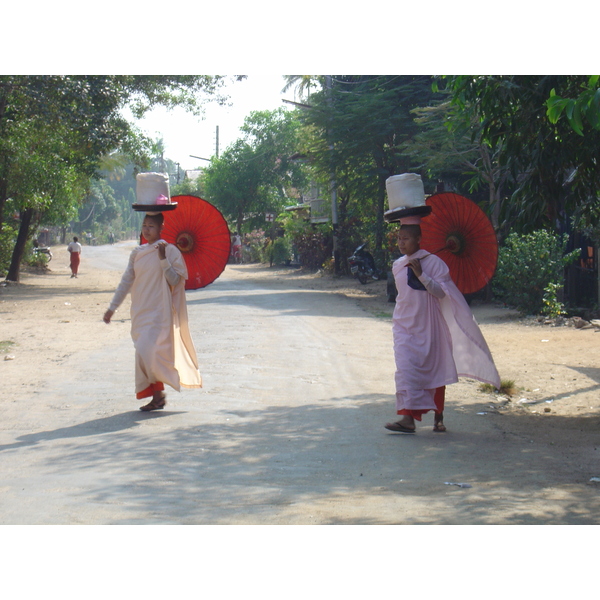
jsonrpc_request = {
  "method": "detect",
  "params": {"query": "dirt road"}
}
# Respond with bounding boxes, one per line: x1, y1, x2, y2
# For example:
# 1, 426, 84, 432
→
1, 242, 599, 524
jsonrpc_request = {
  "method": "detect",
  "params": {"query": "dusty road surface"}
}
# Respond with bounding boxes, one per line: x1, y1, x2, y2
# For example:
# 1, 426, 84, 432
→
1, 242, 599, 524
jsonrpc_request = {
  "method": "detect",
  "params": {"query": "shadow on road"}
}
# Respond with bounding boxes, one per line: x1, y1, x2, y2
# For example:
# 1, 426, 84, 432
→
4, 394, 597, 524
0, 411, 183, 452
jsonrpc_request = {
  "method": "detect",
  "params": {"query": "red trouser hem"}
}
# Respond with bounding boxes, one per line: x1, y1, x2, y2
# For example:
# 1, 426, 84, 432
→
136, 382, 164, 400
397, 386, 445, 420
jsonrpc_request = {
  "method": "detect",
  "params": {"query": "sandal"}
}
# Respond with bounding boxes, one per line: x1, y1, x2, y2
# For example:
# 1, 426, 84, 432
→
433, 413, 446, 432
385, 421, 416, 434
140, 395, 166, 412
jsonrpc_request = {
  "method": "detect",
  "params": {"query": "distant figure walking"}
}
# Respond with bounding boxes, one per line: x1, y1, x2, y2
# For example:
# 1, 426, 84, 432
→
232, 232, 242, 263
67, 236, 82, 278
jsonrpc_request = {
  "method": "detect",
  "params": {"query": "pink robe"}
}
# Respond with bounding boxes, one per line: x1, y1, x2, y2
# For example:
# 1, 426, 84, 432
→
392, 249, 500, 412
109, 241, 202, 397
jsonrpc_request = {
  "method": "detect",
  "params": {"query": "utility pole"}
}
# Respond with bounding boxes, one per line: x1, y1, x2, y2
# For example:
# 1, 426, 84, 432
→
215, 125, 219, 158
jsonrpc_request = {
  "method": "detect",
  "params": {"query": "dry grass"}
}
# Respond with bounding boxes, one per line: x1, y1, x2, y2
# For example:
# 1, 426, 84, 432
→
479, 379, 516, 397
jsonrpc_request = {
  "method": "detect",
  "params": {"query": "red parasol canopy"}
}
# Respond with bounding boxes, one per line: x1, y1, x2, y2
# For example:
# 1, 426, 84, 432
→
142, 195, 230, 290
420, 192, 498, 295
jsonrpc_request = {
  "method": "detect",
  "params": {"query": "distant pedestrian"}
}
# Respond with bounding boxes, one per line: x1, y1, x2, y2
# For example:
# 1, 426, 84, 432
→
67, 236, 82, 278
232, 232, 242, 263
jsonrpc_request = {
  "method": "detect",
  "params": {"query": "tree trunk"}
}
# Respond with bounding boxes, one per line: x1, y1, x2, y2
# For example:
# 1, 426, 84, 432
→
0, 180, 7, 235
6, 208, 34, 282
374, 172, 386, 264
0, 87, 11, 234
489, 180, 500, 231
0, 153, 10, 234
236, 207, 243, 236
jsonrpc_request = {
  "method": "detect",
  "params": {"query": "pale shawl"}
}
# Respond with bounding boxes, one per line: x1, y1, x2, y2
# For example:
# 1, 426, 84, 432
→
392, 249, 500, 392
109, 241, 202, 392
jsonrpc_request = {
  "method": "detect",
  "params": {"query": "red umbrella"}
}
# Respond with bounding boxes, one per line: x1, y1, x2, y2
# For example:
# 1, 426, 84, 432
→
160, 195, 231, 290
420, 192, 498, 295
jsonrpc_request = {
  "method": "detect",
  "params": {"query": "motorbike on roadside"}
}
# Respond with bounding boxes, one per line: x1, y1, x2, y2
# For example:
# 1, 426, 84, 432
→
32, 242, 53, 262
348, 243, 381, 284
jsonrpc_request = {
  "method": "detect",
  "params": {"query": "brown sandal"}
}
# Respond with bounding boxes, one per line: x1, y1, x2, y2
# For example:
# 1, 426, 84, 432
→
140, 396, 166, 411
433, 412, 446, 432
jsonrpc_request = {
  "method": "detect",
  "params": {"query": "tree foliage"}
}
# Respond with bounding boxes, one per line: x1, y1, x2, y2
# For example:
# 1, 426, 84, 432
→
546, 76, 600, 136
442, 76, 600, 232
0, 75, 229, 280
203, 108, 306, 233
290, 75, 441, 265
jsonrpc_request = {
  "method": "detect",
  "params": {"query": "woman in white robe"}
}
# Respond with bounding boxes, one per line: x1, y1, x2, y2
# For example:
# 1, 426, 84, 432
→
103, 214, 202, 411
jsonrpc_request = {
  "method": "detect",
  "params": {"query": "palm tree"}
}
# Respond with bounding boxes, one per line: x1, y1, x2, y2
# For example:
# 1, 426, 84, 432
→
98, 151, 129, 181
282, 76, 323, 101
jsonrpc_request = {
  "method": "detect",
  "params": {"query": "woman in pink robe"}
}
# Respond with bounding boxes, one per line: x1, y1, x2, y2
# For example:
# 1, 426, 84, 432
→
103, 214, 202, 411
386, 224, 500, 434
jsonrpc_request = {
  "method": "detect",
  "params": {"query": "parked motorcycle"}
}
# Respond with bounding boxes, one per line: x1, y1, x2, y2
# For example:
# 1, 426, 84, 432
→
348, 243, 381, 284
33, 243, 52, 262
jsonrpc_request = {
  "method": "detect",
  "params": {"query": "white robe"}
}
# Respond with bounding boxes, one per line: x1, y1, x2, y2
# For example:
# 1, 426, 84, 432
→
109, 240, 202, 395
392, 249, 500, 412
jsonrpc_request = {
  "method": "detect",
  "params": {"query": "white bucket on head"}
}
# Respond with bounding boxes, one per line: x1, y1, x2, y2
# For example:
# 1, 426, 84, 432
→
136, 172, 170, 205
386, 173, 425, 210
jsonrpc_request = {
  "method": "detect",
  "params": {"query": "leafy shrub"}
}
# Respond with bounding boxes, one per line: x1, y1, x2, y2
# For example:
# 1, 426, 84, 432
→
493, 230, 579, 315
542, 282, 567, 318
283, 218, 332, 270
24, 251, 49, 269
262, 237, 292, 265
243, 229, 267, 263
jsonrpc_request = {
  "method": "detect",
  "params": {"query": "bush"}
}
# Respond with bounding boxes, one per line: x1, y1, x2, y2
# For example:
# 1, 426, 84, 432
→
24, 251, 49, 269
243, 229, 267, 263
283, 218, 332, 270
493, 230, 579, 315
262, 237, 292, 265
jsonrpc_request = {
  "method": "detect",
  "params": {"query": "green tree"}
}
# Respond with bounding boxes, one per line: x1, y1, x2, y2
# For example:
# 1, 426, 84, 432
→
290, 75, 440, 265
203, 108, 306, 234
443, 75, 600, 232
3, 115, 89, 279
546, 76, 600, 135
0, 75, 231, 281
203, 139, 269, 234
406, 93, 511, 230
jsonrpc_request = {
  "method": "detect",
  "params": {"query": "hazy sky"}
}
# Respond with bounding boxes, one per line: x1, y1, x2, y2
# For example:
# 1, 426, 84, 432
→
130, 75, 292, 171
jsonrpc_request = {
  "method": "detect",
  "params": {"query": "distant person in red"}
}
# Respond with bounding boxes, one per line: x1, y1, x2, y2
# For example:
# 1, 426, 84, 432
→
232, 232, 242, 263
67, 237, 82, 278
